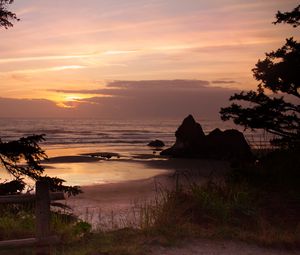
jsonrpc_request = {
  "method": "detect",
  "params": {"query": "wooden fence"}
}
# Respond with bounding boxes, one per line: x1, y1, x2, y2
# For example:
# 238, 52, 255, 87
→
0, 180, 65, 248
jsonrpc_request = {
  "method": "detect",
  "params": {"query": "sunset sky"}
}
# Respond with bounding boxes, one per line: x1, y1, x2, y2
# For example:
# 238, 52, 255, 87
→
0, 0, 298, 119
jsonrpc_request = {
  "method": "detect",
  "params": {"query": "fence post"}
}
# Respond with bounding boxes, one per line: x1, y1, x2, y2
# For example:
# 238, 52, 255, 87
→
35, 180, 50, 242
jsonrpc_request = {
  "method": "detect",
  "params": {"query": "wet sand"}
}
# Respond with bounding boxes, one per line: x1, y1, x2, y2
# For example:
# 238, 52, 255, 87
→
54, 156, 231, 228
39, 147, 232, 228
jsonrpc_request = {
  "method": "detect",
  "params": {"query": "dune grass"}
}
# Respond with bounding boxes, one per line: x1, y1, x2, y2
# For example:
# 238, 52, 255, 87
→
0, 204, 35, 241
130, 148, 300, 249
0, 203, 90, 243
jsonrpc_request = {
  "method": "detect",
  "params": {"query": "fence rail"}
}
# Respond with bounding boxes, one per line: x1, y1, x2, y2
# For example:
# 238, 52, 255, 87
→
0, 192, 64, 204
0, 180, 65, 248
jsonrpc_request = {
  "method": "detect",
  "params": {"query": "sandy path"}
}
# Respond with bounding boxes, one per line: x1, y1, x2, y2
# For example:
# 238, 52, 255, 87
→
151, 239, 298, 255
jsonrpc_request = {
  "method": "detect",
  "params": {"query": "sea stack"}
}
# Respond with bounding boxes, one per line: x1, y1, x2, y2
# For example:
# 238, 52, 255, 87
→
161, 115, 206, 157
206, 128, 252, 159
161, 115, 252, 160
147, 139, 165, 147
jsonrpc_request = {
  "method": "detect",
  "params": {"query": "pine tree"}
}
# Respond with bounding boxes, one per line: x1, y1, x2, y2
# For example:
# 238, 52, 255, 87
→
0, 0, 19, 29
220, 5, 300, 149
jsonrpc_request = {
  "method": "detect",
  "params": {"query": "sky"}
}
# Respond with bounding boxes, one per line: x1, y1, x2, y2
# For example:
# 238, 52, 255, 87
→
0, 0, 298, 119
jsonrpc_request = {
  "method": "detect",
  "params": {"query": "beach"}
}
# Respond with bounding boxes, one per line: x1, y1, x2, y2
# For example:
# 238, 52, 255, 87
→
42, 147, 231, 228
0, 118, 235, 226
1, 120, 299, 253
0, 117, 234, 228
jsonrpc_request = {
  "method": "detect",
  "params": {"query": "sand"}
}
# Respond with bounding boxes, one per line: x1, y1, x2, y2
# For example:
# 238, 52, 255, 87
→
151, 239, 298, 255
64, 173, 171, 228
58, 157, 231, 228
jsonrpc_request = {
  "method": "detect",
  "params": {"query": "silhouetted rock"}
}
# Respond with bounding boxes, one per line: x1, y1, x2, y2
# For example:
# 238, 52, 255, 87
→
161, 115, 206, 157
206, 128, 252, 159
148, 139, 165, 147
161, 115, 252, 159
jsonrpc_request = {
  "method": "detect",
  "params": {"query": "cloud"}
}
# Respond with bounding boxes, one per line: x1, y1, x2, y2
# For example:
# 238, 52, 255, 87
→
51, 80, 211, 95
107, 79, 210, 89
10, 74, 31, 82
103, 50, 138, 55
211, 80, 238, 84
0, 98, 70, 118
0, 54, 93, 64
1, 65, 86, 75
0, 79, 240, 119
48, 80, 240, 119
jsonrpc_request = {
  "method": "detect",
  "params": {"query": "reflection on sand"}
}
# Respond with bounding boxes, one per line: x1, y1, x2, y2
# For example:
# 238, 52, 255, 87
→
43, 160, 171, 186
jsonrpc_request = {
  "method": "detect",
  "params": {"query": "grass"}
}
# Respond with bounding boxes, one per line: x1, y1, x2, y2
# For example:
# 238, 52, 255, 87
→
134, 148, 300, 248
1, 149, 300, 254
0, 203, 35, 241
0, 203, 91, 243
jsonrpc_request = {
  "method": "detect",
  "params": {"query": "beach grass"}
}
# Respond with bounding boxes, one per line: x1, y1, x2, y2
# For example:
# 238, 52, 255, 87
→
0, 203, 36, 241
0, 203, 91, 243
138, 148, 300, 248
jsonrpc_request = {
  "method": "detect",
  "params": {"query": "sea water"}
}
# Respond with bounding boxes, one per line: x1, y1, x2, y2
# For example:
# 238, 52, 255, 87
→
0, 118, 261, 147
0, 118, 270, 186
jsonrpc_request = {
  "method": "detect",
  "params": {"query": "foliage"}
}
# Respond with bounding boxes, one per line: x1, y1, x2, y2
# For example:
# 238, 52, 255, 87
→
0, 135, 46, 179
0, 135, 82, 196
274, 4, 300, 27
220, 5, 300, 149
0, 204, 35, 241
40, 176, 82, 197
139, 158, 300, 247
72, 221, 92, 238
0, 0, 19, 29
143, 180, 258, 231
0, 203, 90, 242
0, 179, 25, 195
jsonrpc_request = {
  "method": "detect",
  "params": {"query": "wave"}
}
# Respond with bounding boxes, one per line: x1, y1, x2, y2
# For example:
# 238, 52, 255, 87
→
108, 129, 165, 134
0, 118, 270, 149
42, 139, 168, 145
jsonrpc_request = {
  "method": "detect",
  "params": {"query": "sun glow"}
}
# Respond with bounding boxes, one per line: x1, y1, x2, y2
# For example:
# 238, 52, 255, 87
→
65, 95, 84, 102
54, 94, 90, 108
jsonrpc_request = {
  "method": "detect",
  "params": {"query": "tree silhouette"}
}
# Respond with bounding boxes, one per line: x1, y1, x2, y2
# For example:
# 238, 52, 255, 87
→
220, 5, 300, 149
0, 0, 19, 29
274, 4, 300, 27
0, 135, 81, 196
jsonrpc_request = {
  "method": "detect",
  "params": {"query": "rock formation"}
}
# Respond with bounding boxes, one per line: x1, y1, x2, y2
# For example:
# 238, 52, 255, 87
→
206, 128, 252, 159
148, 139, 165, 147
161, 115, 252, 159
161, 115, 206, 157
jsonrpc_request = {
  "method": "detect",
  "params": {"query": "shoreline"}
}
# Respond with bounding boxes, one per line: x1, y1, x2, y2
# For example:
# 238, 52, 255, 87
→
64, 171, 175, 228
38, 147, 233, 227
58, 157, 231, 227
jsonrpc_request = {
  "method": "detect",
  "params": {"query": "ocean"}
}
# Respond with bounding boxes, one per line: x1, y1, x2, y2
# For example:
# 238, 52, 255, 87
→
0, 118, 271, 186
0, 118, 258, 148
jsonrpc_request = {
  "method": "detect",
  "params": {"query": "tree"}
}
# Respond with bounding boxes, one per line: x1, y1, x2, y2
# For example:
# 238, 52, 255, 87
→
220, 5, 300, 149
0, 0, 19, 29
274, 4, 300, 27
0, 135, 81, 196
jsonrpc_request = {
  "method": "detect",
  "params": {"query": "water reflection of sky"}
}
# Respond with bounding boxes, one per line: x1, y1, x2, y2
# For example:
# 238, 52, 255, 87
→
0, 145, 170, 187
1, 160, 169, 187
43, 160, 170, 186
